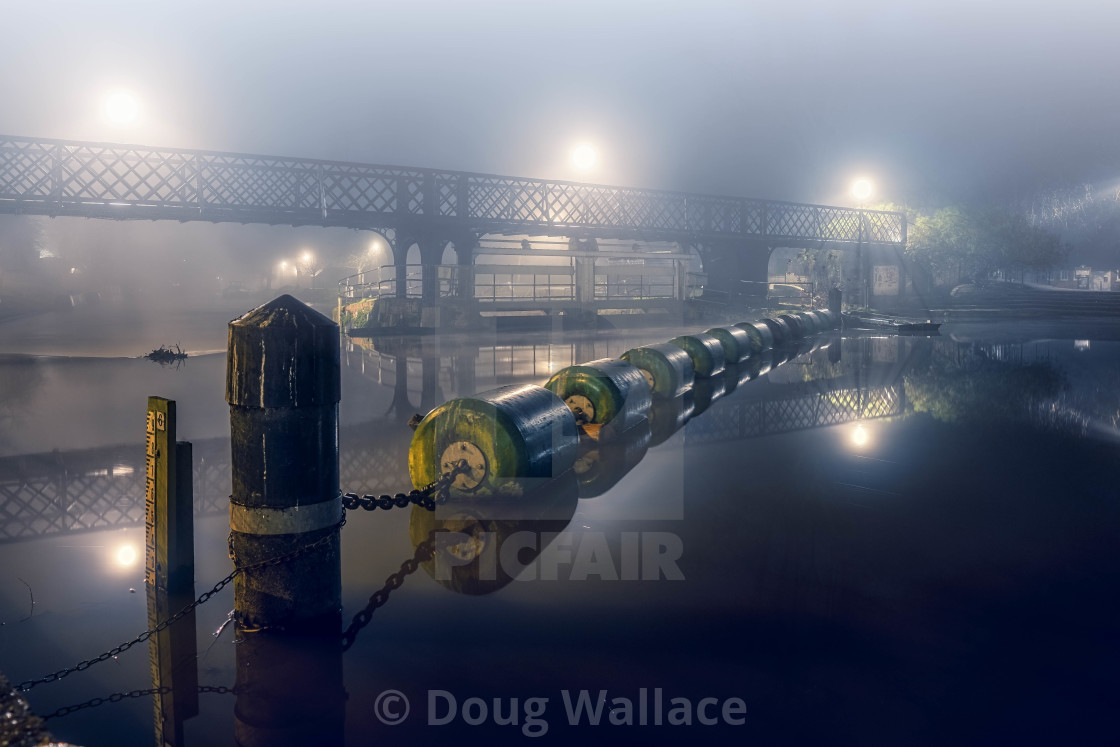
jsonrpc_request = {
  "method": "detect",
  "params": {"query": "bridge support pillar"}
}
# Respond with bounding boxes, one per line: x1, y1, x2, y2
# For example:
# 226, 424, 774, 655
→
700, 242, 772, 304
393, 241, 409, 299
455, 233, 478, 301
419, 238, 448, 328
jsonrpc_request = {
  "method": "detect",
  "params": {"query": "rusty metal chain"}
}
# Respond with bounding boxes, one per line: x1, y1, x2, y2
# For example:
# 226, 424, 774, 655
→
340, 531, 438, 651
40, 684, 236, 721
15, 520, 344, 694
342, 460, 468, 513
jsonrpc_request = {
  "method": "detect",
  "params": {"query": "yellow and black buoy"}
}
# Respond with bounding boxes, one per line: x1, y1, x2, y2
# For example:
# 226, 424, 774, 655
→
409, 384, 579, 499
545, 358, 651, 440
668, 333, 726, 378
815, 309, 838, 329
705, 325, 753, 364
777, 313, 807, 340
794, 311, 819, 336
759, 317, 793, 347
735, 320, 775, 355
809, 310, 828, 331
621, 343, 695, 399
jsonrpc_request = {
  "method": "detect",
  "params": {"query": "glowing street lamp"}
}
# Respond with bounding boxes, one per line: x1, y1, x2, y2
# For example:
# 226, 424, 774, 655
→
850, 178, 873, 204
571, 143, 598, 173
103, 90, 141, 126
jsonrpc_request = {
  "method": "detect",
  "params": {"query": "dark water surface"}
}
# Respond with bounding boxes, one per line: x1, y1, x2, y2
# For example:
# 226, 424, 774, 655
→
1, 305, 1118, 746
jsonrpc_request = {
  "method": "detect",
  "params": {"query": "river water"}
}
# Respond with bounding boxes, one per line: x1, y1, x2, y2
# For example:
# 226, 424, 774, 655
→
1, 299, 1118, 746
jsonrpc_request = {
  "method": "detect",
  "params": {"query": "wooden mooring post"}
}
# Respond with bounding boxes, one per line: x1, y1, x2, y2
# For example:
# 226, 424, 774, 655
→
226, 295, 342, 630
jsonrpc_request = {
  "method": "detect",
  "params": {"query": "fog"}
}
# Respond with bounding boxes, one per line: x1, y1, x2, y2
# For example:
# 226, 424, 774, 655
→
2, 0, 1117, 206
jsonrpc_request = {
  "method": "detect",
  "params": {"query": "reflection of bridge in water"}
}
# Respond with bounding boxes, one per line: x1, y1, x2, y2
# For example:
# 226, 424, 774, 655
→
0, 335, 914, 543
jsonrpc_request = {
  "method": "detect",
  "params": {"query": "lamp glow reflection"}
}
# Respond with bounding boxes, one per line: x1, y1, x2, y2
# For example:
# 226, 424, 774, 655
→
851, 422, 869, 447
116, 544, 138, 567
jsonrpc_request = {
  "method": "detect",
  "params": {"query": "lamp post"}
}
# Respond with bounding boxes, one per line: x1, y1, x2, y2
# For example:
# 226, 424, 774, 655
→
851, 179, 873, 309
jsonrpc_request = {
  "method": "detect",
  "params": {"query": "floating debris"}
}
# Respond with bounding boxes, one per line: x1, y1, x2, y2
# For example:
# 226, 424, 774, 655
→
145, 343, 188, 366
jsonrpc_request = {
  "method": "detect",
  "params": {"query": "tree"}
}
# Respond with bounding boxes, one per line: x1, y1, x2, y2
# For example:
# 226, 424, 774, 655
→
900, 204, 1063, 285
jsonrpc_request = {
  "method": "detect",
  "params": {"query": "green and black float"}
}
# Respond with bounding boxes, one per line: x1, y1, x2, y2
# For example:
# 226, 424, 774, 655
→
409, 384, 579, 499
735, 321, 775, 355
691, 374, 726, 417
759, 317, 793, 347
777, 313, 807, 339
805, 310, 828, 332
794, 311, 819, 336
544, 358, 651, 440
574, 421, 652, 499
620, 343, 695, 399
668, 333, 726, 378
648, 394, 694, 446
705, 325, 753, 364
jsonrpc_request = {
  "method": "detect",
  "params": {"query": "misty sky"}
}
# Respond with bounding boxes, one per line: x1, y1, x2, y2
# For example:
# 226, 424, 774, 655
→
2, 0, 1119, 207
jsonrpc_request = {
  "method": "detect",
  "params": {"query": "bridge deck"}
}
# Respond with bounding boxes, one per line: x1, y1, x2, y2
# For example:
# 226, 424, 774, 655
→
0, 135, 905, 246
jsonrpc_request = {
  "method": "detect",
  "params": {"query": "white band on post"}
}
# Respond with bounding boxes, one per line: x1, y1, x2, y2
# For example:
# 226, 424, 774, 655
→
229, 494, 342, 536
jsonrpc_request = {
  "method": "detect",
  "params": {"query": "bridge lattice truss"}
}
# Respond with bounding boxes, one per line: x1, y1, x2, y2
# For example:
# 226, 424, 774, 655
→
0, 135, 905, 245
0, 385, 899, 544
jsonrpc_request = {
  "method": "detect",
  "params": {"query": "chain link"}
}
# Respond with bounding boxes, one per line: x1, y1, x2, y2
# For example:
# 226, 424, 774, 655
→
40, 684, 236, 721
341, 460, 468, 514
340, 532, 437, 651
16, 465, 467, 693
15, 518, 344, 693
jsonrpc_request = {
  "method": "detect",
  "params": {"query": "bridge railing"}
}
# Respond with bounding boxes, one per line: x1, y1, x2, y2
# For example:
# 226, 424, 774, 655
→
0, 135, 906, 244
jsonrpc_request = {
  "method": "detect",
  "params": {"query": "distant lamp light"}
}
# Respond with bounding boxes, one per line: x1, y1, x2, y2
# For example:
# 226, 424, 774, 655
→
301, 251, 313, 263
851, 178, 873, 203
279, 260, 288, 269
103, 91, 141, 126
851, 422, 869, 447
571, 143, 598, 172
